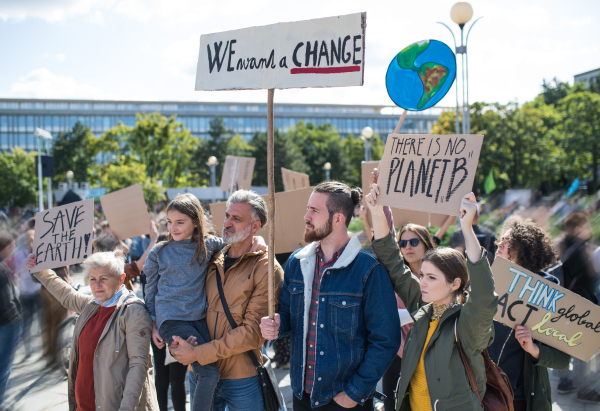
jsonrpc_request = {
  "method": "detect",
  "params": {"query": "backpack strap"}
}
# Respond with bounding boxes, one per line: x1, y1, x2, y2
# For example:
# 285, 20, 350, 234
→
454, 318, 483, 405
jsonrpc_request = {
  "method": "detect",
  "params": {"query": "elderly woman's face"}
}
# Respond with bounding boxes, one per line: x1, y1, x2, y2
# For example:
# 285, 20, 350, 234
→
89, 266, 124, 304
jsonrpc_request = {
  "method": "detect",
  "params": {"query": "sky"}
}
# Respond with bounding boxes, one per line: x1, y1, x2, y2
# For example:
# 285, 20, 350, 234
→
0, 0, 598, 108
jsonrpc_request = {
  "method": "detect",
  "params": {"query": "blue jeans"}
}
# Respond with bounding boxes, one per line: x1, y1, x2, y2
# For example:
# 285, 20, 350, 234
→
0, 322, 21, 405
160, 319, 219, 411
213, 376, 265, 411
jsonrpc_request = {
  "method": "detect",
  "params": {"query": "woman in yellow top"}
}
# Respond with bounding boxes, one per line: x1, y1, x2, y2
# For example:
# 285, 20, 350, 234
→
365, 180, 498, 411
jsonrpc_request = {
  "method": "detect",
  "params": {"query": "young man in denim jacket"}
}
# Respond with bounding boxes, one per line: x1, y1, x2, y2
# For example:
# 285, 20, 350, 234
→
261, 182, 401, 411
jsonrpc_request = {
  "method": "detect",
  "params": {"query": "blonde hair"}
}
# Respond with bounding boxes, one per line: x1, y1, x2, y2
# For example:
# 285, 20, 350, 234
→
83, 249, 125, 284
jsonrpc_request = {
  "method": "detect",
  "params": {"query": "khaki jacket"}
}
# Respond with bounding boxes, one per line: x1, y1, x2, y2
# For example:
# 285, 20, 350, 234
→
195, 247, 284, 379
34, 269, 158, 411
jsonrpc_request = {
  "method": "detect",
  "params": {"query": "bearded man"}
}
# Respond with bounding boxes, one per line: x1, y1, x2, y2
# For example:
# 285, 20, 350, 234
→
260, 182, 401, 411
170, 190, 284, 411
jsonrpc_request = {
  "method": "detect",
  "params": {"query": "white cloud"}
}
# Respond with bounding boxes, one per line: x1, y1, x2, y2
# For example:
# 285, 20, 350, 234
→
0, 0, 107, 22
89, 10, 104, 25
8, 68, 115, 99
56, 53, 66, 62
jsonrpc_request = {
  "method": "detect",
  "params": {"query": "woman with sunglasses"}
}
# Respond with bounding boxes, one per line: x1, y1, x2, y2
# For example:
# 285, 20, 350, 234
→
366, 181, 497, 411
382, 224, 436, 411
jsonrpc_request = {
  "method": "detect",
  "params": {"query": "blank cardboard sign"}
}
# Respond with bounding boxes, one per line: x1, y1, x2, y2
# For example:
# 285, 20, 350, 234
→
361, 161, 450, 228
100, 184, 151, 240
31, 199, 94, 273
492, 257, 600, 361
281, 167, 310, 191
220, 156, 256, 192
376, 134, 483, 216
210, 187, 313, 254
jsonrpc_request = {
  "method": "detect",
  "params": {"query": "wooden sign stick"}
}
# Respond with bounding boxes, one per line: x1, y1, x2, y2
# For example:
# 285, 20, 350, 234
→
267, 88, 275, 320
393, 109, 408, 134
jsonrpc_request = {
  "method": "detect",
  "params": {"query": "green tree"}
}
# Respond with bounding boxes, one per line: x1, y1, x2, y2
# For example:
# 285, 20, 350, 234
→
557, 91, 600, 192
0, 148, 38, 212
196, 117, 232, 183
341, 134, 385, 187
250, 128, 308, 192
97, 112, 196, 187
227, 134, 253, 157
589, 76, 600, 95
51, 121, 99, 185
286, 122, 353, 187
96, 159, 165, 205
542, 78, 570, 106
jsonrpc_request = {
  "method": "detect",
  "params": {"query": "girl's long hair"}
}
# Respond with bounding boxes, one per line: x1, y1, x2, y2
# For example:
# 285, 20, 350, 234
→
160, 193, 208, 266
397, 223, 437, 252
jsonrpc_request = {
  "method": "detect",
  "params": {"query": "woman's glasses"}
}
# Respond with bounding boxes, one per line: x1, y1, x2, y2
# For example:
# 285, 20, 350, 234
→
398, 238, 421, 248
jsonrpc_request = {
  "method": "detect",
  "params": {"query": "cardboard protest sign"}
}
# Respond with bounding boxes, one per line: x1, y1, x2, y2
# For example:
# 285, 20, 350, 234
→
220, 156, 256, 192
31, 199, 94, 273
196, 13, 366, 91
361, 161, 450, 228
492, 257, 600, 361
376, 134, 483, 216
210, 187, 312, 254
281, 167, 310, 191
100, 184, 151, 241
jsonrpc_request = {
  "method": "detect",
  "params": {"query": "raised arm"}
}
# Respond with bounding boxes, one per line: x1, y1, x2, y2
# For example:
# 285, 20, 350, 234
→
365, 184, 423, 314
134, 221, 158, 272
456, 193, 498, 352
26, 254, 92, 313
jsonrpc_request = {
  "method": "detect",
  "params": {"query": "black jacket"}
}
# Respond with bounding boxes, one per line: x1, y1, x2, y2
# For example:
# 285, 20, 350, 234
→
0, 259, 21, 325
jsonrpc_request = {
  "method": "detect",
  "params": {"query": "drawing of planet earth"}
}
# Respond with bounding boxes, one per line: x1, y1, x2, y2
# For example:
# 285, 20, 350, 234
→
386, 40, 456, 111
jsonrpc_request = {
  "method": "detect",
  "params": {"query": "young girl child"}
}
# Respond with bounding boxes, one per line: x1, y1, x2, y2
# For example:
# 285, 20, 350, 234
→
144, 194, 264, 411
365, 183, 498, 411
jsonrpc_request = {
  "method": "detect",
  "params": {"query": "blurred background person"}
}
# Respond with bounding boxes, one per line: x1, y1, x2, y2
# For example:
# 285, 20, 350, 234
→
0, 231, 21, 408
13, 229, 41, 358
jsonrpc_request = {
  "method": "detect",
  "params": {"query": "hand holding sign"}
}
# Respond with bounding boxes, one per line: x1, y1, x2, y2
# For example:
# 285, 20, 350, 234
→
31, 199, 94, 273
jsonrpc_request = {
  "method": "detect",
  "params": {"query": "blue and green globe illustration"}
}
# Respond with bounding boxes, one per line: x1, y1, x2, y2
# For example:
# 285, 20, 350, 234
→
385, 40, 456, 111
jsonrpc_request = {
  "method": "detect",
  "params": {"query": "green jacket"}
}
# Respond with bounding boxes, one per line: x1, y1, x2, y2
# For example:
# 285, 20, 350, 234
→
373, 233, 498, 411
522, 336, 570, 410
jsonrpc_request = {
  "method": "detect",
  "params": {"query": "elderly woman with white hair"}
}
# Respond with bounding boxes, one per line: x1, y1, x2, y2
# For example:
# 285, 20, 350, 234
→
26, 250, 159, 411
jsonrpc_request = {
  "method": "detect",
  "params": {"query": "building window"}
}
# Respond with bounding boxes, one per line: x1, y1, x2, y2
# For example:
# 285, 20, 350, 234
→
46, 102, 69, 110
0, 102, 19, 109
69, 103, 92, 110
140, 104, 161, 111
94, 103, 117, 110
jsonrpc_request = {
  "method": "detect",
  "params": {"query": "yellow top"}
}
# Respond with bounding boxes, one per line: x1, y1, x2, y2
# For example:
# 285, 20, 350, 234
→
408, 319, 440, 411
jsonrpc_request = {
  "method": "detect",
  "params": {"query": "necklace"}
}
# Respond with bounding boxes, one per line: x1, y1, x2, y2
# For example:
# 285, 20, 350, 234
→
431, 301, 459, 322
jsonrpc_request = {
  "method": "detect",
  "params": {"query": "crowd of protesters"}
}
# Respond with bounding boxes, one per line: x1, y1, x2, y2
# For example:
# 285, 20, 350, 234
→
0, 172, 599, 411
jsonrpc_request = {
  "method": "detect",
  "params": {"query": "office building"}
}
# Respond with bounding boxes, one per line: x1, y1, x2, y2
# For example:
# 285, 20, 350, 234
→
574, 68, 600, 87
0, 98, 445, 151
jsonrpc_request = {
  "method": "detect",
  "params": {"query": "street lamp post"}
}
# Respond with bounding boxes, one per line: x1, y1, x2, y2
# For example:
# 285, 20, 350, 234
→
323, 162, 331, 182
438, 2, 482, 134
33, 128, 52, 211
361, 127, 374, 161
66, 170, 74, 187
207, 156, 219, 203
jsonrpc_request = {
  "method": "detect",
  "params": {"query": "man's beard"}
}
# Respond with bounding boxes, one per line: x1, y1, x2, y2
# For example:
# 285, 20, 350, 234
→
304, 216, 333, 243
222, 224, 252, 245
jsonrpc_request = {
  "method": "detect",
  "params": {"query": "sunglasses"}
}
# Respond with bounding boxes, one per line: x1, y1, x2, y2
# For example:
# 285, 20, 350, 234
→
398, 238, 421, 248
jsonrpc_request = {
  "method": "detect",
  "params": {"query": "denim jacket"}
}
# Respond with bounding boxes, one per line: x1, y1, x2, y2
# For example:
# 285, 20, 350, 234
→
277, 234, 401, 408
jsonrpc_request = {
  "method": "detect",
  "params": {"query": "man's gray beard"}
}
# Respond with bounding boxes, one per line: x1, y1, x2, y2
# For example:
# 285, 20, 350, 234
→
222, 224, 252, 245
303, 216, 333, 243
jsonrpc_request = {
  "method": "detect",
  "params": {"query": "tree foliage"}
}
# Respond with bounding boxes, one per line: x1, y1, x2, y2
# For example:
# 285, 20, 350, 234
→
95, 158, 165, 205
0, 148, 38, 211
51, 121, 98, 184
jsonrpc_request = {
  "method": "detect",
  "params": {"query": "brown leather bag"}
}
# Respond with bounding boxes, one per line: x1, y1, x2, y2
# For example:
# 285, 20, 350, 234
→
454, 319, 514, 411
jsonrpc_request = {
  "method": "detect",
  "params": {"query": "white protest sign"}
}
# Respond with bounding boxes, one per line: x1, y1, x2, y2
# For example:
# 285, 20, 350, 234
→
32, 199, 94, 273
220, 156, 256, 192
195, 13, 366, 91
376, 134, 484, 216
493, 257, 600, 361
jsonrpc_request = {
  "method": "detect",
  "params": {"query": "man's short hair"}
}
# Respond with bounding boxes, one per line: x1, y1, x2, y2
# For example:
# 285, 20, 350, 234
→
313, 181, 362, 227
226, 190, 268, 227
